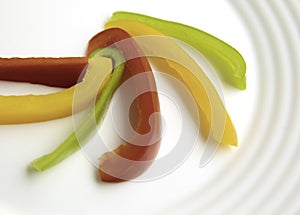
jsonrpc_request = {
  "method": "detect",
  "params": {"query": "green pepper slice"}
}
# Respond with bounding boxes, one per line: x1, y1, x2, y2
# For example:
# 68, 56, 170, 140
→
106, 11, 246, 90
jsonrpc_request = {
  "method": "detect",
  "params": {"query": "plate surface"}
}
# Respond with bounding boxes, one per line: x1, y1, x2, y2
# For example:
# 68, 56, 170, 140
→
0, 0, 299, 214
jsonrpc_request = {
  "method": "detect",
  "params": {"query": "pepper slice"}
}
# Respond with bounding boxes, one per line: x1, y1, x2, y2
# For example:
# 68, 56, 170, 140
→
107, 11, 246, 90
31, 29, 162, 182
105, 20, 237, 146
0, 57, 111, 124
87, 28, 161, 182
0, 57, 87, 88
30, 47, 125, 171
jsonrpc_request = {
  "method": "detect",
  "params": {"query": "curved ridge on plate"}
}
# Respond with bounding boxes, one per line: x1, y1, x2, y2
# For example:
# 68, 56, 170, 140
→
198, 1, 288, 213
183, 0, 300, 214
235, 1, 300, 214
265, 0, 300, 214
162, 0, 277, 213
158, 1, 300, 214
209, 1, 300, 214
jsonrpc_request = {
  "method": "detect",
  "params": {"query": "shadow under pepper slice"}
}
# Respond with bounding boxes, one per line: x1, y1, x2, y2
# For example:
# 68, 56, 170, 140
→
87, 28, 161, 182
0, 57, 87, 88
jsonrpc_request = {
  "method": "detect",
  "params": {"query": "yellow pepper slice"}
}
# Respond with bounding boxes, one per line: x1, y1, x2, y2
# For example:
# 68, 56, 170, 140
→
105, 20, 237, 146
0, 57, 112, 124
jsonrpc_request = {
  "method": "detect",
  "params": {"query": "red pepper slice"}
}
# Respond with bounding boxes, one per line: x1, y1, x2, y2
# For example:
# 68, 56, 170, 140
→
0, 28, 161, 182
0, 57, 87, 88
87, 28, 161, 182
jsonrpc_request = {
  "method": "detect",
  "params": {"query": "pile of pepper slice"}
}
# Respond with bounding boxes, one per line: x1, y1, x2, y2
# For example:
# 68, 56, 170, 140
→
0, 12, 246, 182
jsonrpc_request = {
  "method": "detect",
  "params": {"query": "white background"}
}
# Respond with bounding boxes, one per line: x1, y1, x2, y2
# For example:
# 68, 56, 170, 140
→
1, 0, 299, 214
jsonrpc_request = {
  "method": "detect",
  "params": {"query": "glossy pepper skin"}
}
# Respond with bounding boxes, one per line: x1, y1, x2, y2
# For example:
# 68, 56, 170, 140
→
87, 28, 161, 182
0, 57, 87, 87
105, 20, 237, 146
107, 11, 246, 90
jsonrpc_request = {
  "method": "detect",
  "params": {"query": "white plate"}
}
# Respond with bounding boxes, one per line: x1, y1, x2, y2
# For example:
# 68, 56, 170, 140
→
0, 0, 299, 214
